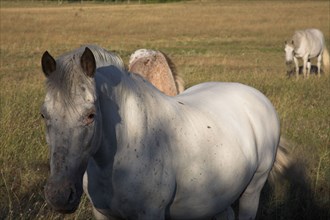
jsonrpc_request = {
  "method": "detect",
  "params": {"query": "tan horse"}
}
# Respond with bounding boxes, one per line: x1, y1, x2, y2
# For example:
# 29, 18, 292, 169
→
129, 49, 184, 96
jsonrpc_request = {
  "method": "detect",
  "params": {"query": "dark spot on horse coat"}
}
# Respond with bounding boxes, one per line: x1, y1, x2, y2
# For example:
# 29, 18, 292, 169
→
207, 126, 211, 128
178, 101, 184, 105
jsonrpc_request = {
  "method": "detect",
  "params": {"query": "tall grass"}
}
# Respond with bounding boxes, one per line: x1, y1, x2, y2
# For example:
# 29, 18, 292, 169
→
1, 1, 329, 219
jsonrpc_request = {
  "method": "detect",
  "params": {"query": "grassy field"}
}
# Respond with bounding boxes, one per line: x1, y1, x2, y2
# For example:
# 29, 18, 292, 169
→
1, 0, 329, 219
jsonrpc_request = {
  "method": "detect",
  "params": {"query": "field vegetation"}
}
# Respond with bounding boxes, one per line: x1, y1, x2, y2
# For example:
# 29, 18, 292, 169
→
0, 0, 329, 219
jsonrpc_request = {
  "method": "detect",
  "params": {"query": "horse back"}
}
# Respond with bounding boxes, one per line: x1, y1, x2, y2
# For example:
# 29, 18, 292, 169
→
173, 82, 280, 164
293, 29, 325, 57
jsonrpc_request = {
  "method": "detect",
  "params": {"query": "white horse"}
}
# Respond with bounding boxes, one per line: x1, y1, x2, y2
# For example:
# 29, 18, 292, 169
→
41, 45, 288, 220
285, 28, 329, 78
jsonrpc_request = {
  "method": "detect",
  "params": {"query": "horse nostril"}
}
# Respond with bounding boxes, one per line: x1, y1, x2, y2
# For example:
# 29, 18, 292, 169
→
68, 187, 76, 204
44, 178, 82, 213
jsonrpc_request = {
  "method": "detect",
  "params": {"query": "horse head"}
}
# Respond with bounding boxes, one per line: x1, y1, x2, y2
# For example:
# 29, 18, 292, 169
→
284, 40, 295, 64
41, 47, 101, 213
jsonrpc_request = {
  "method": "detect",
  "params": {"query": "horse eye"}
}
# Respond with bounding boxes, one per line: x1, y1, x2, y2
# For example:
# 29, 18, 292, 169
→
40, 113, 45, 119
88, 113, 95, 120
84, 111, 96, 125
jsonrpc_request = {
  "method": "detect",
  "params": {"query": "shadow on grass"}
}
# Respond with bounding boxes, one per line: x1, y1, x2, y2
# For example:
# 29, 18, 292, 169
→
0, 160, 94, 220
257, 159, 329, 220
287, 65, 324, 78
1, 178, 48, 219
0, 161, 74, 220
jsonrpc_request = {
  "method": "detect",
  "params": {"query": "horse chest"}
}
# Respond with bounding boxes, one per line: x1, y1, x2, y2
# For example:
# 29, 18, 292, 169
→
96, 143, 172, 213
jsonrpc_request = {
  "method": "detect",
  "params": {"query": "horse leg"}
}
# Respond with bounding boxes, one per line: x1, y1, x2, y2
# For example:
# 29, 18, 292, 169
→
238, 169, 270, 220
213, 206, 235, 220
293, 56, 299, 78
92, 208, 113, 220
317, 54, 322, 77
83, 172, 123, 220
307, 59, 311, 78
83, 173, 107, 220
137, 209, 166, 220
302, 55, 309, 78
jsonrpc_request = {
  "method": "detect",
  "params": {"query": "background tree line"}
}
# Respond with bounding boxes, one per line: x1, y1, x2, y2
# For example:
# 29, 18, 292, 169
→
4, 0, 187, 3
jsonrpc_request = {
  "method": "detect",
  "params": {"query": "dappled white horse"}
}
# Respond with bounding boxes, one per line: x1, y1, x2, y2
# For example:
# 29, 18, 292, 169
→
41, 45, 288, 220
285, 28, 329, 78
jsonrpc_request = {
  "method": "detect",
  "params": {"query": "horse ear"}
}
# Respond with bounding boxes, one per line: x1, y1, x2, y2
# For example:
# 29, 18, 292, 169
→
41, 51, 56, 77
81, 47, 96, 78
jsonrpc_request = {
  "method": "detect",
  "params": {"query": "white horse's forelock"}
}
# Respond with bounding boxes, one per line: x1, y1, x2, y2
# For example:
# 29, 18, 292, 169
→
45, 45, 125, 111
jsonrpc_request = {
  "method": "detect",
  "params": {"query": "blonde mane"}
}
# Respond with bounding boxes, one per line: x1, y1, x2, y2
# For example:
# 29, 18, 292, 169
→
128, 49, 185, 96
160, 51, 185, 93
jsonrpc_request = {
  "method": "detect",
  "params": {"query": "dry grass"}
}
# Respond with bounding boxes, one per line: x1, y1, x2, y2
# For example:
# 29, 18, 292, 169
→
0, 1, 329, 219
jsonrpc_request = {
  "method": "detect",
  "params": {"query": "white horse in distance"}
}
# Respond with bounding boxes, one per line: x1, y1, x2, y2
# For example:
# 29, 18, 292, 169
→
285, 28, 329, 78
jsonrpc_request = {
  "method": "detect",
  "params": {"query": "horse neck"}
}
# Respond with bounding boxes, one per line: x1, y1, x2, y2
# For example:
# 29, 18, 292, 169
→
118, 72, 168, 119
94, 69, 168, 165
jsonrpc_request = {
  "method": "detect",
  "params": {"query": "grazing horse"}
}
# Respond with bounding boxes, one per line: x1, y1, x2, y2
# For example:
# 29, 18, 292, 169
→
41, 46, 289, 220
129, 49, 184, 96
285, 28, 329, 78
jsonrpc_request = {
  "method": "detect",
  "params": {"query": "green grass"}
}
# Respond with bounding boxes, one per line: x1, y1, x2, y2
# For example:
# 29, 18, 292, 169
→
1, 0, 329, 219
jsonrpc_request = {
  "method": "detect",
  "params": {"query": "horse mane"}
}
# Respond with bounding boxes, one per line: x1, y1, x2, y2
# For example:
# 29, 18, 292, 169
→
87, 45, 125, 71
45, 45, 125, 109
159, 51, 185, 93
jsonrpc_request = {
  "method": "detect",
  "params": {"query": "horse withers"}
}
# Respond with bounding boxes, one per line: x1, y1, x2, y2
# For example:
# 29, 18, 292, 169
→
41, 45, 289, 220
285, 28, 329, 78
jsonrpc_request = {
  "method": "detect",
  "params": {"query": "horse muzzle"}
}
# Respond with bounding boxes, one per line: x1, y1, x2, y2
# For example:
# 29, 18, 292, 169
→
44, 177, 83, 213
